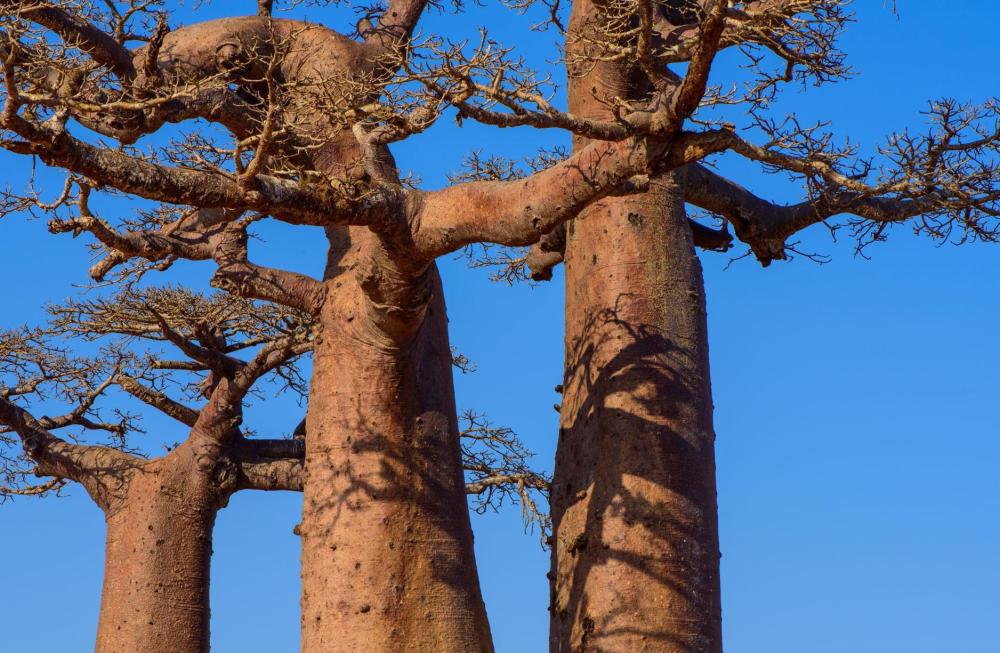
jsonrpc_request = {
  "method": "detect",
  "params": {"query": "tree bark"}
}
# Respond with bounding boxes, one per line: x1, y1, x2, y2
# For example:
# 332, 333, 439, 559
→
94, 450, 218, 653
549, 6, 723, 651
299, 229, 492, 653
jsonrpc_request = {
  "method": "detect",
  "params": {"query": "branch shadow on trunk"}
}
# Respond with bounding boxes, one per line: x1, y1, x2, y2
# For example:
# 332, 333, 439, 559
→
552, 296, 721, 652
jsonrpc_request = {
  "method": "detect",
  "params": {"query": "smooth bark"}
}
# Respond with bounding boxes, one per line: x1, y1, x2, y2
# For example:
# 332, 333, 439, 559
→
549, 5, 723, 651
300, 228, 493, 652
94, 447, 217, 653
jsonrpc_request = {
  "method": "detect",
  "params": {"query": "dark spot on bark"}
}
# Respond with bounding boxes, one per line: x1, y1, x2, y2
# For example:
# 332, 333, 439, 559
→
627, 212, 644, 227
359, 604, 371, 613
592, 254, 597, 265
354, 561, 362, 570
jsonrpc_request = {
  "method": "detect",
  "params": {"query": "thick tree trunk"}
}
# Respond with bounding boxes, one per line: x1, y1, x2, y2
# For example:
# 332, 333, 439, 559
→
300, 231, 492, 652
550, 8, 723, 646
551, 179, 722, 653
94, 456, 218, 653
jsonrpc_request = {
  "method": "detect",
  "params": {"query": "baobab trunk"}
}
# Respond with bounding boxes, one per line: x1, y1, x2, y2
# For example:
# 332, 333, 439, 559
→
94, 449, 218, 653
549, 6, 723, 650
300, 229, 492, 652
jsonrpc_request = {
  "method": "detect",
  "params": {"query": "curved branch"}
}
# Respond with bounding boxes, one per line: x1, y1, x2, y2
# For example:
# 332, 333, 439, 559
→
48, 200, 222, 281
4, 1, 136, 78
0, 395, 139, 509
232, 336, 312, 396
211, 223, 327, 316
365, 0, 429, 49
4, 124, 397, 228
116, 375, 199, 427
412, 129, 733, 259
681, 163, 938, 264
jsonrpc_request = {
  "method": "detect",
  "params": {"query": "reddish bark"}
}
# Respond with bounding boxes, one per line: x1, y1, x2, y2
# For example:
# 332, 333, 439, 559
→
0, 295, 309, 653
549, 4, 723, 651
5, 4, 999, 652
90, 426, 307, 652
300, 228, 492, 652
94, 448, 218, 653
27, 14, 496, 648
551, 184, 722, 653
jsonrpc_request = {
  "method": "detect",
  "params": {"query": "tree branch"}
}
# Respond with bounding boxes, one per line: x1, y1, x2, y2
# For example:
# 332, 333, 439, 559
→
234, 437, 305, 491
47, 194, 221, 281
681, 163, 943, 264
0, 395, 139, 508
364, 0, 429, 49
2, 124, 398, 228
412, 129, 733, 259
236, 455, 304, 491
211, 223, 328, 315
4, 1, 136, 78
116, 374, 199, 427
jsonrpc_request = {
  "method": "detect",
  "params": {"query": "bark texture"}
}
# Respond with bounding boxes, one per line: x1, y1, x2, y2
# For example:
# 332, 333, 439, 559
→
549, 5, 723, 651
94, 448, 218, 653
300, 228, 492, 653
90, 428, 301, 652
0, 290, 310, 653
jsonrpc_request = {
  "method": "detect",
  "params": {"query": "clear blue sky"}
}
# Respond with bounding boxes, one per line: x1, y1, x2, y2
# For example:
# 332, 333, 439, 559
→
2, 2, 999, 651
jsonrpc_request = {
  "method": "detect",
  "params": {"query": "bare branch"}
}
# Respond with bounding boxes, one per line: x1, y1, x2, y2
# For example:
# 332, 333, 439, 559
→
116, 374, 199, 427
211, 222, 327, 315
2, 1, 136, 77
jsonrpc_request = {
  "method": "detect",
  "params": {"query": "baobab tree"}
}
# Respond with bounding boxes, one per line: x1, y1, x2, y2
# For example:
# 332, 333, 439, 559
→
0, 287, 313, 652
514, 2, 1000, 652
0, 286, 547, 653
0, 1, 997, 653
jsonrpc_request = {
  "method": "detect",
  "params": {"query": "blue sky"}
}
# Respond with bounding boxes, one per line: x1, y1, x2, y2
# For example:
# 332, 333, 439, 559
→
2, 2, 999, 651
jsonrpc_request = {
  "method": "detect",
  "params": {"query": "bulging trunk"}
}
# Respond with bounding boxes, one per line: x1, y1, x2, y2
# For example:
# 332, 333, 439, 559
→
94, 456, 218, 653
300, 231, 492, 652
550, 178, 722, 653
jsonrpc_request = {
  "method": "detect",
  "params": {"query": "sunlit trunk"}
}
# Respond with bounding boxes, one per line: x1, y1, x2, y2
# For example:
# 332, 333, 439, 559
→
299, 229, 493, 652
550, 4, 724, 647
94, 455, 217, 653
